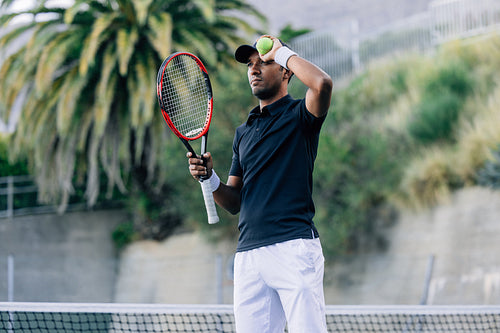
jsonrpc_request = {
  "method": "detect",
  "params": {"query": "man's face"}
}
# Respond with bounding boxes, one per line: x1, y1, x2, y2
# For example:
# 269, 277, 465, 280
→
246, 52, 284, 100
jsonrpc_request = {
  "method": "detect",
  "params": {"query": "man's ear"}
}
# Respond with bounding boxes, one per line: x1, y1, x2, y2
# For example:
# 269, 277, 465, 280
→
282, 68, 293, 81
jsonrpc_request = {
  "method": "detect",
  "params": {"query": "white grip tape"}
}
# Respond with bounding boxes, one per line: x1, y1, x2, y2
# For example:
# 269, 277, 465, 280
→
200, 180, 219, 224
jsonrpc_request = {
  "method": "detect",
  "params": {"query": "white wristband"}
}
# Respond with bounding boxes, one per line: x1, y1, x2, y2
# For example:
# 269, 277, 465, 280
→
201, 169, 220, 193
274, 47, 297, 70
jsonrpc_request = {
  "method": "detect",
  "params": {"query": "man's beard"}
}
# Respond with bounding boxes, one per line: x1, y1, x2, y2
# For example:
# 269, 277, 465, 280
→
252, 84, 279, 100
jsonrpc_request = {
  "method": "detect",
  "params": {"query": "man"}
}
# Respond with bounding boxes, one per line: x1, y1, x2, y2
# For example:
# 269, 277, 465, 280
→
187, 35, 332, 332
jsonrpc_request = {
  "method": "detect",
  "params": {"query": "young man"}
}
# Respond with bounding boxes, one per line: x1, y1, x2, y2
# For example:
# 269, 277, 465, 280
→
187, 35, 333, 332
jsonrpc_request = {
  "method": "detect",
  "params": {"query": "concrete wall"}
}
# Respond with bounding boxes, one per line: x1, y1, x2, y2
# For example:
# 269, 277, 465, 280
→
323, 186, 500, 305
1, 186, 500, 305
114, 233, 236, 304
0, 209, 126, 302
113, 186, 500, 305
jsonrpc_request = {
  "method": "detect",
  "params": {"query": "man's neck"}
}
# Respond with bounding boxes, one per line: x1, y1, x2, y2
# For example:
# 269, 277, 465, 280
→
259, 91, 288, 110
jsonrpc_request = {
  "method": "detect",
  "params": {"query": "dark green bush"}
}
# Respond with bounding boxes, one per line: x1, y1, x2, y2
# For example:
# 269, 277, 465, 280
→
408, 61, 474, 144
424, 61, 473, 97
408, 91, 462, 143
313, 122, 409, 258
112, 222, 136, 250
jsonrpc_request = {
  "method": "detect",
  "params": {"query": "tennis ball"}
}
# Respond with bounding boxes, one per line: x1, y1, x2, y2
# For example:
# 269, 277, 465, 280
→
256, 37, 273, 55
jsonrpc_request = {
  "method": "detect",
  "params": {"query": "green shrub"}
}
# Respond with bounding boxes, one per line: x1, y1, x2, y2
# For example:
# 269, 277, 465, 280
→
423, 61, 473, 97
408, 60, 474, 144
0, 140, 29, 176
314, 122, 409, 258
112, 222, 136, 251
408, 91, 462, 143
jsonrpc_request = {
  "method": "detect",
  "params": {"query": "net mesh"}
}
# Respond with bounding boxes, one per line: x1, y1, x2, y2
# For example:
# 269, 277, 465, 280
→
1, 303, 500, 332
159, 54, 211, 139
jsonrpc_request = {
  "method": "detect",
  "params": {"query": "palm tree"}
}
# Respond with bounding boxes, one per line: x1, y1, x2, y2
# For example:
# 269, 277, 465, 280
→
0, 0, 264, 237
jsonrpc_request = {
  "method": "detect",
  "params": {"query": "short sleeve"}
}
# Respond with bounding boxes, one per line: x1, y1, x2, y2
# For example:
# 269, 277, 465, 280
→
296, 99, 327, 133
229, 127, 243, 177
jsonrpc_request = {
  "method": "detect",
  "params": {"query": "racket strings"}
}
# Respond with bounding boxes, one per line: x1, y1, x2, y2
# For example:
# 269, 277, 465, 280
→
160, 55, 210, 139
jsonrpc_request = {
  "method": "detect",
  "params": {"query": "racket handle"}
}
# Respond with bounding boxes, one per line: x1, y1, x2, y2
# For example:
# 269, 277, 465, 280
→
200, 180, 220, 224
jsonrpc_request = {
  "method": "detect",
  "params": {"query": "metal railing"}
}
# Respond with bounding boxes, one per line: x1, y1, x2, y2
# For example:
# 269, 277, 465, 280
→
0, 175, 86, 218
290, 0, 500, 82
0, 176, 37, 218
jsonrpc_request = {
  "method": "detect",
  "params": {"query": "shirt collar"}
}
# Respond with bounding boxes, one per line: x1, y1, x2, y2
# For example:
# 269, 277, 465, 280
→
246, 95, 293, 124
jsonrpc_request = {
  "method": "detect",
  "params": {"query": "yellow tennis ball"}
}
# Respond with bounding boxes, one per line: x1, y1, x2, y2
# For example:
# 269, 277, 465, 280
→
256, 37, 273, 55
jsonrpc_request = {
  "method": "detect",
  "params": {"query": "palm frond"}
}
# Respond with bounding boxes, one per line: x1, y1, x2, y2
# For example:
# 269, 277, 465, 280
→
146, 12, 172, 58
56, 67, 88, 136
85, 129, 100, 207
0, 22, 35, 50
63, 0, 91, 25
93, 44, 118, 137
0, 11, 32, 27
117, 26, 139, 75
127, 72, 141, 129
94, 73, 117, 141
35, 30, 84, 96
177, 30, 217, 66
100, 121, 128, 198
216, 0, 267, 24
215, 15, 258, 37
131, 54, 156, 127
79, 12, 117, 76
131, 0, 154, 26
2, 0, 265, 217
192, 0, 216, 23
23, 21, 59, 63
0, 49, 26, 107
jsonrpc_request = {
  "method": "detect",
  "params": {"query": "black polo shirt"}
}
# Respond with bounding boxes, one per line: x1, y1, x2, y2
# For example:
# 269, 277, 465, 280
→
230, 95, 326, 252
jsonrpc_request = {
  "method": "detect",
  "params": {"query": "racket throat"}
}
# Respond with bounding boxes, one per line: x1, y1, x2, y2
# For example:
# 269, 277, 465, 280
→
181, 138, 197, 158
181, 137, 209, 181
199, 134, 209, 181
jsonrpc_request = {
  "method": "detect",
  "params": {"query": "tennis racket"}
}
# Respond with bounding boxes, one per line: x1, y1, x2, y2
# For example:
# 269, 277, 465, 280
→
157, 52, 219, 224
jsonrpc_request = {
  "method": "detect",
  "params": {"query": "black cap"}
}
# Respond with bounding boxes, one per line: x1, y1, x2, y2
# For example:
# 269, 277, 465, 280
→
234, 38, 288, 63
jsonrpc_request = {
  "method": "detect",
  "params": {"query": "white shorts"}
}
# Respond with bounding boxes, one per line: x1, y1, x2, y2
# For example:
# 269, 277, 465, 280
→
233, 238, 327, 333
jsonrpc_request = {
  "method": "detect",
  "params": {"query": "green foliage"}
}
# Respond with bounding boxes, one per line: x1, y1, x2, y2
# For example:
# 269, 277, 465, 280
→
332, 57, 412, 124
0, 0, 264, 240
408, 91, 462, 143
313, 33, 500, 258
0, 140, 28, 177
156, 64, 253, 239
163, 32, 500, 259
279, 24, 311, 43
3, 0, 500, 261
112, 222, 136, 250
314, 119, 409, 257
397, 34, 500, 208
408, 60, 474, 144
423, 61, 473, 97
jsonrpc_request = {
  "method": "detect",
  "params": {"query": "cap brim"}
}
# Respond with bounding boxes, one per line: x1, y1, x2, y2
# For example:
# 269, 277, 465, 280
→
235, 44, 258, 63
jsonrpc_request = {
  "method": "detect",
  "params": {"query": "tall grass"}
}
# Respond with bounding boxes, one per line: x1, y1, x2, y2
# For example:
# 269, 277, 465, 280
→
397, 34, 500, 209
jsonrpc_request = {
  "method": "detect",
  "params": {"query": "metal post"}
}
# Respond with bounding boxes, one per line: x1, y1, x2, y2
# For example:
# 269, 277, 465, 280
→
8, 254, 14, 302
7, 176, 13, 218
350, 19, 361, 73
420, 254, 435, 305
215, 254, 223, 304
215, 254, 224, 332
8, 254, 15, 333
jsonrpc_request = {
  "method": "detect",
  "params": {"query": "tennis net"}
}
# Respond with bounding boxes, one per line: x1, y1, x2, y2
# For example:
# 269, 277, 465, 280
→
1, 302, 499, 332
